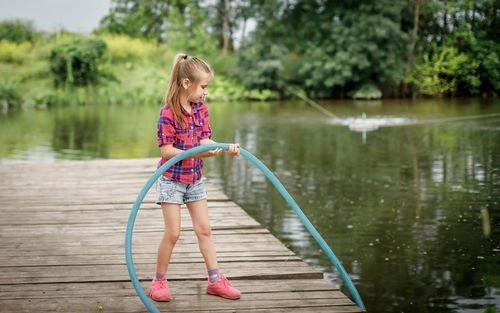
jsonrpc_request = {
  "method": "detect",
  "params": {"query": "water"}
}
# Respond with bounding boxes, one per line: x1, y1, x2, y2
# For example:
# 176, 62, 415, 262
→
1, 98, 499, 313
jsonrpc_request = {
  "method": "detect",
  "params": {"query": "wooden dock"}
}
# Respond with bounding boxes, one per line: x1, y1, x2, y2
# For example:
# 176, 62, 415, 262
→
0, 158, 365, 312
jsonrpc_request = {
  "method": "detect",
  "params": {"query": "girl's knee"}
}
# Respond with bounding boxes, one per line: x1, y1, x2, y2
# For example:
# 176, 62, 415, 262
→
163, 230, 180, 244
194, 224, 212, 238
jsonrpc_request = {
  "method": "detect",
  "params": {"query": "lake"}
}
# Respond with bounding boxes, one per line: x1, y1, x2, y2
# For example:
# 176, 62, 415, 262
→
1, 98, 499, 313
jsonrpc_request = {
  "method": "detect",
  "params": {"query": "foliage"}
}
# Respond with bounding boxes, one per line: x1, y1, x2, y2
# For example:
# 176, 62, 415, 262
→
0, 19, 38, 44
92, 0, 499, 99
0, 40, 31, 64
237, 40, 287, 94
296, 1, 408, 97
235, 0, 288, 94
96, 0, 217, 56
2, 0, 500, 104
408, 45, 480, 96
0, 81, 23, 108
98, 33, 163, 63
162, 3, 218, 56
352, 83, 383, 100
96, 0, 170, 41
232, 0, 410, 98
208, 75, 247, 101
49, 38, 107, 87
406, 0, 500, 96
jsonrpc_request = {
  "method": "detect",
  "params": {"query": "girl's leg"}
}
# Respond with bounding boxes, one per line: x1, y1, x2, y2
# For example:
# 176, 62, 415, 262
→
156, 203, 181, 275
185, 199, 218, 270
186, 198, 241, 299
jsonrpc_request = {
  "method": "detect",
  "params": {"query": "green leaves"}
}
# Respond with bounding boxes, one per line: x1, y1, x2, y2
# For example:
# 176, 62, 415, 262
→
0, 19, 38, 44
49, 38, 107, 87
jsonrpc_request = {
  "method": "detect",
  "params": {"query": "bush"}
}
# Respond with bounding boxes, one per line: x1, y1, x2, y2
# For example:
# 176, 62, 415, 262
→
49, 38, 107, 87
0, 19, 38, 43
408, 45, 479, 97
352, 83, 382, 100
0, 81, 23, 108
98, 34, 161, 63
0, 40, 31, 64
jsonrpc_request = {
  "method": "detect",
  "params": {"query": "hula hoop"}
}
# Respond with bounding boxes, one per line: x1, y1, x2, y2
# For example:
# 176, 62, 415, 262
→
125, 143, 366, 312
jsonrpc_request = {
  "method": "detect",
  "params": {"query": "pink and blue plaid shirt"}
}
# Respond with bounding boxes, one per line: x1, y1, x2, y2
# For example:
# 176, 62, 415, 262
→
157, 101, 212, 184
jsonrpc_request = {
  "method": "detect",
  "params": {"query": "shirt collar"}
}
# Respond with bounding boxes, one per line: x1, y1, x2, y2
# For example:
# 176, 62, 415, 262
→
181, 102, 198, 116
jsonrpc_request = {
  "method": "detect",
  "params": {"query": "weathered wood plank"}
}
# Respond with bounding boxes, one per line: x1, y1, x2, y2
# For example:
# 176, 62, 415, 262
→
0, 280, 359, 313
0, 261, 323, 285
0, 159, 365, 313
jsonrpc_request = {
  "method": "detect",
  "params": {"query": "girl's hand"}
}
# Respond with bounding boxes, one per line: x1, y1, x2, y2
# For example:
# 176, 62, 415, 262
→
206, 148, 223, 157
226, 143, 240, 156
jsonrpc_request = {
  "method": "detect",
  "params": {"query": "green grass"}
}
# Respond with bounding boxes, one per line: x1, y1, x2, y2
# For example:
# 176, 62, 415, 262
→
0, 33, 270, 110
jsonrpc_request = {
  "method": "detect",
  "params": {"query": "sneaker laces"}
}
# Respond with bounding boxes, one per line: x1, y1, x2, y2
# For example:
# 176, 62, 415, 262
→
221, 276, 233, 287
155, 279, 168, 288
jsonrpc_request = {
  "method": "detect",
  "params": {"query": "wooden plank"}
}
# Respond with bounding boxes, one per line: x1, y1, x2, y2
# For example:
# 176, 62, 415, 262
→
0, 159, 365, 313
0, 261, 323, 285
0, 280, 360, 313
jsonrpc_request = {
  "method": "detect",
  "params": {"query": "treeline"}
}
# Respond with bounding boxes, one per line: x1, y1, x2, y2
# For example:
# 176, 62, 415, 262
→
97, 0, 499, 98
0, 1, 498, 110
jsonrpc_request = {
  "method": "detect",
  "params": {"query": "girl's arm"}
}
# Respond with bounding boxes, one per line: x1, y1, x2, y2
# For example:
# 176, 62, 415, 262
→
159, 140, 239, 160
159, 141, 222, 160
200, 139, 240, 156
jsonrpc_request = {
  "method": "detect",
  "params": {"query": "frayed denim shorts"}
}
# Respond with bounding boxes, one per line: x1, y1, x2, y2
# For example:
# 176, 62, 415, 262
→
156, 175, 207, 205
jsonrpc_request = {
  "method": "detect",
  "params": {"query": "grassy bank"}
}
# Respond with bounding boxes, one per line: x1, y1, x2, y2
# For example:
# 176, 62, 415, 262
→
0, 32, 278, 111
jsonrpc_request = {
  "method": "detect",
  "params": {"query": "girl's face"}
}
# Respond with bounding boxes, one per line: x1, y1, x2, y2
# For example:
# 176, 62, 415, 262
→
184, 71, 212, 103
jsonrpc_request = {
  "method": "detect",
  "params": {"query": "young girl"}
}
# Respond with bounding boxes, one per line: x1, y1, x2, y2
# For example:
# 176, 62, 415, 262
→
150, 53, 241, 302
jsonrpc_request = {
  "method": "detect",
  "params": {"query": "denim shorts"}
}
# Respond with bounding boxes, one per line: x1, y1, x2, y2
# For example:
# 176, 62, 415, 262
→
156, 175, 207, 205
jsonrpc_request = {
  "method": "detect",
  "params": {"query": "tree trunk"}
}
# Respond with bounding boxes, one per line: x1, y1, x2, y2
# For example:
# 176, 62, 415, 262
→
240, 16, 247, 45
222, 0, 231, 54
402, 0, 422, 96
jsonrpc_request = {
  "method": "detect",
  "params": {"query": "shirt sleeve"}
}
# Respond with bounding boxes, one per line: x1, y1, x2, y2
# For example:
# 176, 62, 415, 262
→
157, 107, 176, 147
200, 102, 212, 139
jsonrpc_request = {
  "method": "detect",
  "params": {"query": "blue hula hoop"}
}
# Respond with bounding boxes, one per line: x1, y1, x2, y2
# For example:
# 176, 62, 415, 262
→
125, 143, 366, 312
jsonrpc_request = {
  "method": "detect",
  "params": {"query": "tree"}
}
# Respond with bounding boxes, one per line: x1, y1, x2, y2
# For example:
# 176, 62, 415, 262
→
49, 38, 107, 87
0, 19, 38, 43
402, 0, 422, 96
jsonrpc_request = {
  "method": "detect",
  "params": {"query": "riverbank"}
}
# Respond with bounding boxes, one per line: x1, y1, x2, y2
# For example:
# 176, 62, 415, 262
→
0, 33, 283, 111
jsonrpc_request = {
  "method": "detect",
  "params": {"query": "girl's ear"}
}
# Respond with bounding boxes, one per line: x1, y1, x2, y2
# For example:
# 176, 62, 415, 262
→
181, 78, 191, 90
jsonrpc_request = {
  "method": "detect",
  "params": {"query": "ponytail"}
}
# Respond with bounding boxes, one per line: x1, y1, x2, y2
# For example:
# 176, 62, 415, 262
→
164, 53, 214, 128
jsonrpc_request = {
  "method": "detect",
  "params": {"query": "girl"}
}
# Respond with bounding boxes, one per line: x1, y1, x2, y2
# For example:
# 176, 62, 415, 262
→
150, 53, 241, 302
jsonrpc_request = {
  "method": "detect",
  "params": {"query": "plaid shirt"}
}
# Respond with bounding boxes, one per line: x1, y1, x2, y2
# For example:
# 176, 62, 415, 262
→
157, 101, 212, 184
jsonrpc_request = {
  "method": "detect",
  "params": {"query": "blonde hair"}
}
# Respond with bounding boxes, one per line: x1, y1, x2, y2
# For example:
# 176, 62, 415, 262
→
164, 53, 214, 128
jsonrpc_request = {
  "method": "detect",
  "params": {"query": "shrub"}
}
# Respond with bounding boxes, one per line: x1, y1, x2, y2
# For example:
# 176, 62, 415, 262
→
0, 40, 31, 64
98, 34, 160, 63
49, 38, 107, 87
0, 81, 23, 108
407, 45, 479, 97
352, 83, 382, 99
0, 19, 38, 43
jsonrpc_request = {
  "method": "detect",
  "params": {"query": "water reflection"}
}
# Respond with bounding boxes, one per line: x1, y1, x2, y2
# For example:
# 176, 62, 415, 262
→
0, 99, 499, 313
52, 105, 109, 159
204, 99, 500, 313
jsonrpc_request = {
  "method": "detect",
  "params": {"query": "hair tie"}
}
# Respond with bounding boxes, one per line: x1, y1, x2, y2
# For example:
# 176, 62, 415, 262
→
183, 55, 188, 60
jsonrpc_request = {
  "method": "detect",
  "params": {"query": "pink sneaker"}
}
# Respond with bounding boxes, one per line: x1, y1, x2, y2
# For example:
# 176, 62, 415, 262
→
206, 276, 241, 299
149, 279, 171, 302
